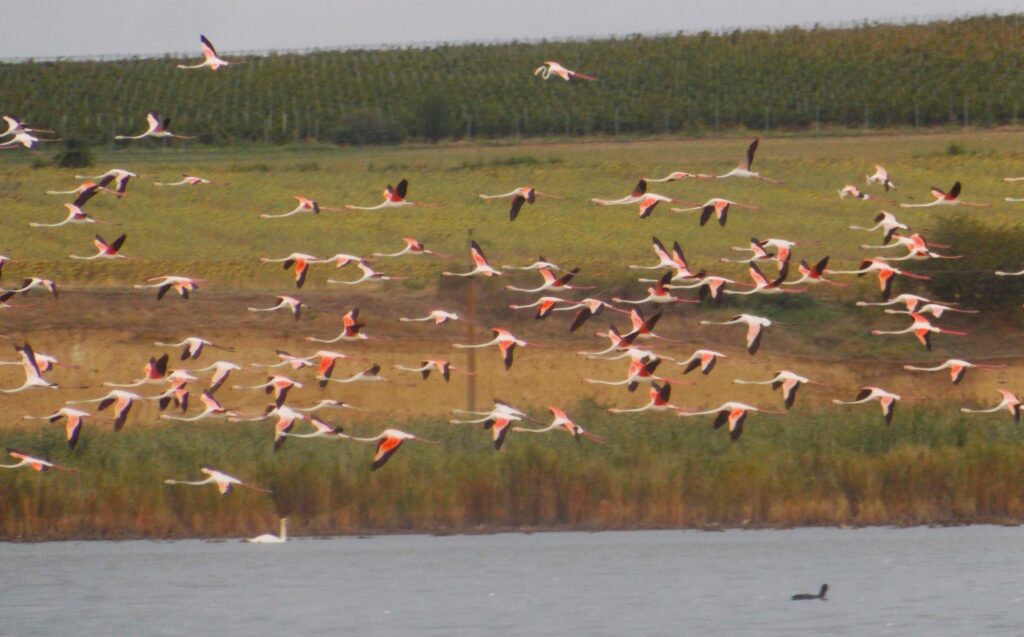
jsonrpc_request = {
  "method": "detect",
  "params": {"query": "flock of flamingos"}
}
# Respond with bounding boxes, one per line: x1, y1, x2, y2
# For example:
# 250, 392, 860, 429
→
2, 36, 1024, 531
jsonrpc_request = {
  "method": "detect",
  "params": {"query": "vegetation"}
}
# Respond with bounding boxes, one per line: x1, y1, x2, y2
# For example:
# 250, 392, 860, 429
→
3, 15, 1024, 145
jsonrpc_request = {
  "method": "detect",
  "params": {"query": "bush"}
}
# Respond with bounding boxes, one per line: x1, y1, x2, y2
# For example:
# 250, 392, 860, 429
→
923, 216, 1024, 310
52, 140, 93, 169
331, 108, 403, 146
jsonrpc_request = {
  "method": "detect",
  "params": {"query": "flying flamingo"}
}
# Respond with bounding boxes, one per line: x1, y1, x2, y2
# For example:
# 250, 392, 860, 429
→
372, 237, 451, 259
508, 295, 571, 319
608, 382, 679, 413
533, 61, 596, 82
453, 328, 528, 370
24, 407, 91, 449
320, 364, 390, 386
327, 260, 404, 285
0, 114, 53, 138
451, 399, 528, 423
177, 35, 241, 71
734, 371, 830, 409
721, 238, 779, 265
590, 179, 649, 206
630, 237, 696, 274
348, 429, 439, 470
643, 170, 713, 182
838, 185, 894, 202
165, 466, 271, 495
855, 293, 955, 312
393, 359, 466, 382
870, 312, 967, 350
671, 198, 760, 227
666, 275, 739, 306
153, 175, 212, 186
783, 257, 845, 287
0, 448, 74, 472
8, 277, 58, 297
479, 187, 563, 222
399, 309, 460, 324
700, 314, 774, 355
46, 180, 118, 207
960, 389, 1022, 423
829, 259, 929, 300
115, 112, 193, 140
903, 359, 1005, 385
612, 271, 698, 305
621, 308, 679, 344
189, 361, 241, 394
677, 349, 727, 375
677, 402, 784, 441
442, 241, 502, 277
553, 298, 627, 332
867, 234, 961, 261
0, 344, 58, 393
723, 262, 798, 296
884, 303, 976, 319
345, 179, 421, 210
76, 169, 137, 197
584, 356, 676, 393
261, 196, 343, 219
103, 353, 170, 388
259, 253, 317, 288
247, 296, 307, 320
865, 165, 897, 191
512, 406, 606, 443
833, 387, 901, 425
134, 275, 200, 300
70, 234, 130, 260
251, 350, 316, 371
279, 416, 347, 444
501, 256, 560, 272
68, 390, 141, 431
234, 375, 302, 407
293, 399, 374, 414
900, 182, 987, 208
715, 139, 782, 183
592, 179, 678, 219
154, 337, 233, 361
849, 211, 909, 244
161, 390, 238, 422
506, 267, 592, 293
577, 324, 638, 358
0, 131, 61, 149
29, 203, 117, 228
306, 308, 373, 344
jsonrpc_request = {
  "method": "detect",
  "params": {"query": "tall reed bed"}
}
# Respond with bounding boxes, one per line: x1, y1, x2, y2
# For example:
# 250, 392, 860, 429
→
3, 404, 1023, 540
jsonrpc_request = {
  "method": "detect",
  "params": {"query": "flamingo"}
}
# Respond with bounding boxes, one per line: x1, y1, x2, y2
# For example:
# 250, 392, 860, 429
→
312, 253, 365, 270
832, 387, 901, 425
0, 131, 61, 149
512, 406, 605, 443
177, 35, 240, 71
995, 268, 1024, 276
700, 314, 774, 355
400, 309, 460, 324
153, 175, 211, 187
246, 518, 288, 544
103, 354, 170, 388
608, 382, 679, 413
734, 371, 829, 409
134, 275, 200, 300
856, 293, 954, 312
838, 185, 894, 202
29, 203, 117, 228
479, 187, 562, 222
900, 182, 987, 208
234, 376, 302, 408
229, 404, 305, 450
885, 303, 977, 319
715, 139, 782, 183
508, 295, 571, 319
442, 241, 502, 277
327, 260, 404, 285
115, 112, 193, 140
451, 399, 528, 422
903, 359, 1005, 385
0, 344, 58, 393
393, 360, 465, 382
247, 296, 307, 320
69, 234, 130, 260
612, 271, 698, 306
0, 448, 74, 472
251, 350, 316, 371
67, 390, 141, 431
348, 429, 439, 470
320, 364, 390, 386
161, 390, 238, 422
372, 237, 451, 259
868, 234, 961, 261
46, 180, 118, 207
189, 361, 241, 394
721, 238, 778, 265
677, 402, 784, 441
344, 178, 418, 210
533, 61, 596, 82
506, 267, 592, 294
667, 275, 740, 306
8, 277, 58, 298
453, 328, 527, 370
829, 259, 930, 300
849, 211, 909, 244
312, 350, 359, 387
553, 298, 627, 332
577, 324, 638, 358
305, 308, 373, 344
280, 417, 347, 443
630, 237, 698, 275
294, 399, 373, 414
677, 349, 727, 376
622, 308, 679, 344
261, 196, 343, 219
865, 165, 897, 191
0, 114, 53, 138
259, 253, 317, 288
671, 198, 760, 227
590, 179, 649, 206
501, 256, 560, 272
76, 169, 137, 197
24, 407, 91, 449
643, 170, 713, 182
783, 257, 845, 287
165, 466, 270, 495
155, 337, 233, 361
871, 312, 968, 350
723, 262, 798, 296
961, 389, 1022, 423
584, 356, 675, 393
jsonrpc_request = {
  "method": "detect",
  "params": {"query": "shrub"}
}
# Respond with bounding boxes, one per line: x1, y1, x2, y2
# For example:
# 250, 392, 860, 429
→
923, 216, 1024, 310
52, 139, 93, 169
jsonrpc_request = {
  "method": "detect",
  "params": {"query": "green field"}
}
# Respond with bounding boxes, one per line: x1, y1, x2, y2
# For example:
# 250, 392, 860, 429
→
3, 129, 1024, 539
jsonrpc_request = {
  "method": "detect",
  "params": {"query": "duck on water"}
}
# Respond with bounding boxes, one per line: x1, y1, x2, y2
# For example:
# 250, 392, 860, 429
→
791, 584, 828, 601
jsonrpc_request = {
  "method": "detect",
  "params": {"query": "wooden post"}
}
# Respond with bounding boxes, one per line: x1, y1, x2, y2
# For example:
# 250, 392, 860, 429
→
465, 228, 477, 413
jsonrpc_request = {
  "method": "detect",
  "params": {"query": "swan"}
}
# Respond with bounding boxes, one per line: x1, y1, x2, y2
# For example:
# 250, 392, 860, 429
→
246, 518, 288, 543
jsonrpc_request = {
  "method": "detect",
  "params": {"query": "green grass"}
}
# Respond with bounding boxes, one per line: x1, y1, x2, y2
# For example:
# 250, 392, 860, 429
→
3, 406, 1024, 540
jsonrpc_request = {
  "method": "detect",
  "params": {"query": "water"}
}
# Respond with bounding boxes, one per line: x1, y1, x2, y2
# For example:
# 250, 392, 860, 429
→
2, 526, 1023, 636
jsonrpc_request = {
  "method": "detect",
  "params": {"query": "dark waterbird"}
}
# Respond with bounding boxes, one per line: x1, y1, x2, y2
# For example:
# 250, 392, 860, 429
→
791, 584, 828, 601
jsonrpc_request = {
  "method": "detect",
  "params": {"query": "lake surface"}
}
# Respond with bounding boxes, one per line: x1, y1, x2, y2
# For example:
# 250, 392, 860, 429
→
2, 526, 1023, 636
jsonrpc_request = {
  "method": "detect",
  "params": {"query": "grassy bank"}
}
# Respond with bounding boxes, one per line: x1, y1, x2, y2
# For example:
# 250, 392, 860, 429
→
3, 405, 1024, 541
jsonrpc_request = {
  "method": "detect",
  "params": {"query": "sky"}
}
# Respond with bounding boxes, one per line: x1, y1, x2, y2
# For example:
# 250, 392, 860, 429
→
3, 0, 1022, 59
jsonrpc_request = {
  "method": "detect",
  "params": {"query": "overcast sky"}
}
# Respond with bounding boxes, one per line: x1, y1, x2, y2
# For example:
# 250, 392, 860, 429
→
3, 0, 1021, 59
